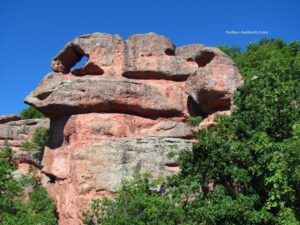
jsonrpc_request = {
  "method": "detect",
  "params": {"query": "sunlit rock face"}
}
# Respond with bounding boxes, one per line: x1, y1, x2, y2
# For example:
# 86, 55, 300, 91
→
25, 32, 243, 225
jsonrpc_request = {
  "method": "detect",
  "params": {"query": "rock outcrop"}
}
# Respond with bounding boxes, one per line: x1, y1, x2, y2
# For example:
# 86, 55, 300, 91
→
24, 32, 243, 225
0, 114, 20, 124
0, 117, 49, 151
0, 116, 49, 174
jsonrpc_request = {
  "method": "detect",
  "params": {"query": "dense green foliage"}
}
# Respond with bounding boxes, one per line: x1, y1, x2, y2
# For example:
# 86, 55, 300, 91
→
219, 44, 241, 58
20, 106, 45, 119
0, 144, 57, 224
84, 172, 184, 225
186, 116, 203, 126
84, 39, 300, 225
21, 127, 49, 154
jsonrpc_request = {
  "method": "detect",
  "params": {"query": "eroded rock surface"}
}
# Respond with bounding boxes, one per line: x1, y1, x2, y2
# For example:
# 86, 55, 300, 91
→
0, 114, 20, 124
0, 117, 49, 151
25, 33, 242, 118
24, 32, 243, 225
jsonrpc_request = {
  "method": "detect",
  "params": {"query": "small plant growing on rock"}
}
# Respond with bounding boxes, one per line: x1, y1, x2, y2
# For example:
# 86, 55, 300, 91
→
186, 116, 203, 126
21, 127, 49, 155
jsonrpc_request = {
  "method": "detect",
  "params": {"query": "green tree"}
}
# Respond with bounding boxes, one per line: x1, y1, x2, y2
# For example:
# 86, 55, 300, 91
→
218, 45, 241, 58
186, 116, 203, 126
168, 39, 300, 224
20, 106, 45, 119
0, 143, 57, 224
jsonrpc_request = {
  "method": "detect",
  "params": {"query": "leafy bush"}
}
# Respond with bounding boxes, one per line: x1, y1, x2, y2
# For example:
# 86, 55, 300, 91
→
20, 106, 45, 119
0, 143, 57, 224
218, 45, 241, 58
83, 171, 184, 225
186, 116, 203, 126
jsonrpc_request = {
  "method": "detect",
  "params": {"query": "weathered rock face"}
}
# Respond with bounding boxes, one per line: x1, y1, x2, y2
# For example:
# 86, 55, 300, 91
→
0, 116, 49, 177
24, 32, 243, 225
0, 114, 20, 124
25, 33, 242, 118
0, 116, 49, 151
185, 47, 243, 114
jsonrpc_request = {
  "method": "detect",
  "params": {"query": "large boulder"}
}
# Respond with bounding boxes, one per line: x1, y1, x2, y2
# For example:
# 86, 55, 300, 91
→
186, 47, 243, 113
123, 33, 198, 80
51, 33, 124, 76
24, 32, 243, 225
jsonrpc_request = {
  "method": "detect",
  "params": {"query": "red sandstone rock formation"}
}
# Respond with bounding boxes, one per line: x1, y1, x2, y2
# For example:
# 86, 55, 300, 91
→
24, 32, 243, 225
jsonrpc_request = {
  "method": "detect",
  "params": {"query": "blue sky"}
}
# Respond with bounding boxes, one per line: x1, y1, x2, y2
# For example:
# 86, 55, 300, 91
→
0, 0, 299, 115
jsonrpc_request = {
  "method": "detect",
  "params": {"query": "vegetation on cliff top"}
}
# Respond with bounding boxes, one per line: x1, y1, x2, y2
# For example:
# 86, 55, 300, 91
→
20, 106, 45, 120
84, 39, 300, 225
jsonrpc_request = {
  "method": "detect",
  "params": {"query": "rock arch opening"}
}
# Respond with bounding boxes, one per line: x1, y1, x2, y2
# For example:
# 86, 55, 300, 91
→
71, 55, 88, 71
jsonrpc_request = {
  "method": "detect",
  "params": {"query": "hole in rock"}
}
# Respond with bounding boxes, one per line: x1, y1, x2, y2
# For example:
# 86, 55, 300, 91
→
36, 91, 53, 100
70, 55, 88, 71
43, 172, 58, 183
165, 48, 175, 56
187, 96, 207, 117
194, 51, 215, 67
72, 62, 104, 76
25, 120, 39, 126
43, 172, 66, 183
52, 45, 87, 74
198, 90, 231, 115
123, 71, 188, 81
165, 162, 180, 172
48, 117, 68, 149
165, 162, 178, 167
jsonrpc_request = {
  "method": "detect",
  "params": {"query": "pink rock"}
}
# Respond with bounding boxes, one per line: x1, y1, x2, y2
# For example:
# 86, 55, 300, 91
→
186, 47, 243, 114
23, 32, 243, 225
42, 114, 194, 224
25, 75, 190, 119
51, 33, 124, 77
0, 114, 20, 124
123, 33, 198, 80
